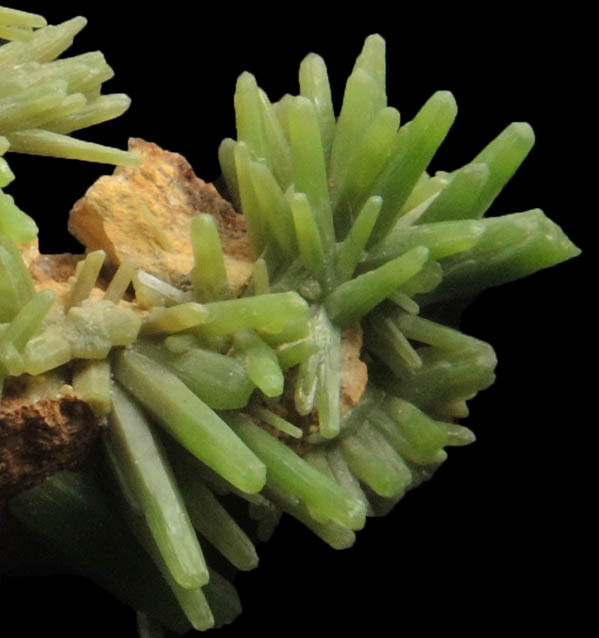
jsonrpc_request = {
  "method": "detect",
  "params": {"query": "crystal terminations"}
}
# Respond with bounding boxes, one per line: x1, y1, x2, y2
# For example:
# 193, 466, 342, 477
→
0, 6, 580, 637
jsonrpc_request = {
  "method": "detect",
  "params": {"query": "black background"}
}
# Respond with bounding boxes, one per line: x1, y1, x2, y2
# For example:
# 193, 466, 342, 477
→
1, 2, 588, 636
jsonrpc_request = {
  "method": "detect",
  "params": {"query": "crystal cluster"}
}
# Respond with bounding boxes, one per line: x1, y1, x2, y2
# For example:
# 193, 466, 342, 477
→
0, 6, 580, 637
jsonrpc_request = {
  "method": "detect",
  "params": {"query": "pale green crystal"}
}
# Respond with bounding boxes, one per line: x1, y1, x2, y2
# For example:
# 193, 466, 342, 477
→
190, 214, 231, 303
114, 349, 267, 494
72, 358, 111, 416
226, 413, 366, 530
107, 384, 210, 589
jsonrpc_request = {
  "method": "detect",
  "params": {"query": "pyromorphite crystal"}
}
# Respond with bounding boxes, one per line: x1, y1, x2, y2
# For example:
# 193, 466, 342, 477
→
107, 384, 210, 590
113, 349, 267, 495
0, 6, 581, 638
0, 12, 139, 168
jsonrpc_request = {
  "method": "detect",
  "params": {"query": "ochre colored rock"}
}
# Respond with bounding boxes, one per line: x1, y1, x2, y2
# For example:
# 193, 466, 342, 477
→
68, 138, 253, 295
340, 324, 368, 414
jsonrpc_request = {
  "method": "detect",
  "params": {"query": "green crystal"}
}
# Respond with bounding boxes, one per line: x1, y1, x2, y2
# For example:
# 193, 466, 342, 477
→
107, 384, 210, 589
114, 349, 267, 494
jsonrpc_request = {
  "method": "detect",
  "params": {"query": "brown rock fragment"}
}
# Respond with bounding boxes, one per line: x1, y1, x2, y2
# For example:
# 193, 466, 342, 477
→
68, 138, 253, 294
0, 390, 104, 506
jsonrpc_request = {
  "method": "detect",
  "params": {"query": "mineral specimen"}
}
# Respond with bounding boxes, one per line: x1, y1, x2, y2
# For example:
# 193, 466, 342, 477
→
0, 5, 580, 637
